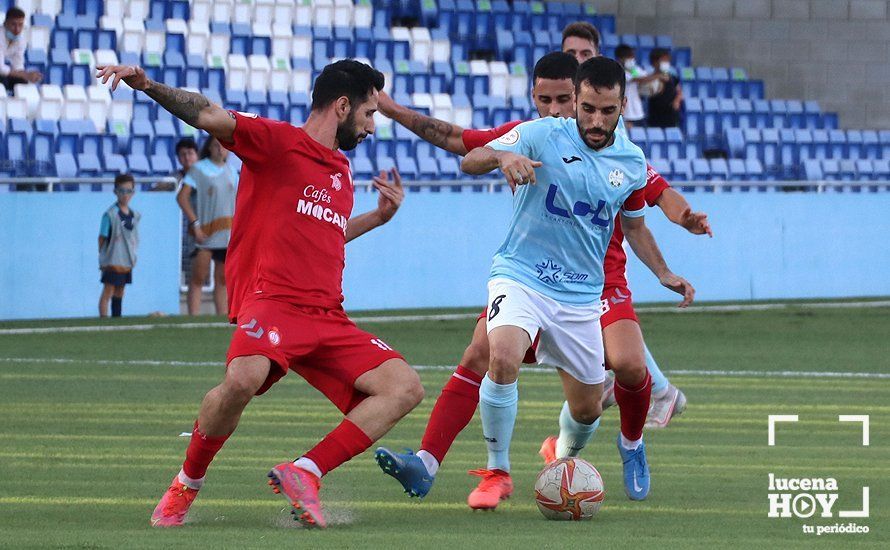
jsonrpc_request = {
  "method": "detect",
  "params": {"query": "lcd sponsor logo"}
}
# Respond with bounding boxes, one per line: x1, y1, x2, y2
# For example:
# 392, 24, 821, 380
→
767, 415, 870, 536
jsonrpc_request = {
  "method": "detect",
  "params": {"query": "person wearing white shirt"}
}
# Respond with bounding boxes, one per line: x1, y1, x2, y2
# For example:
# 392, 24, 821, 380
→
0, 7, 43, 90
615, 44, 668, 131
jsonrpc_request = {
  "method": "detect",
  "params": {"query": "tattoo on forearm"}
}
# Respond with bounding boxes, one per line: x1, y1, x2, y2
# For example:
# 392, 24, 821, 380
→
407, 112, 457, 149
144, 81, 211, 126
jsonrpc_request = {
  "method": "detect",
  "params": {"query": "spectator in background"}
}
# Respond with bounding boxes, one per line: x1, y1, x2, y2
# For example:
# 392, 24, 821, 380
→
646, 48, 683, 128
176, 136, 237, 316
615, 44, 669, 130
99, 174, 140, 318
561, 21, 600, 62
0, 7, 42, 91
151, 138, 198, 191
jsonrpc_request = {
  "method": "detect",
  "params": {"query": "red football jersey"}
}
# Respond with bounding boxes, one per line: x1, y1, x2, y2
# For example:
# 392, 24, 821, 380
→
603, 166, 671, 289
461, 120, 671, 289
221, 112, 355, 321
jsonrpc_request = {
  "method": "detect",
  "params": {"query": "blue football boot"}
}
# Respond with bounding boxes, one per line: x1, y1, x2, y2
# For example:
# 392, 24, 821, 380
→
374, 447, 435, 498
617, 436, 650, 500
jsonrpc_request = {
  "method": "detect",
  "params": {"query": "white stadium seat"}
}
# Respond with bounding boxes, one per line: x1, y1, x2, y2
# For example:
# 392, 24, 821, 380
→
252, 21, 273, 41
273, 0, 294, 26
291, 30, 312, 60
247, 55, 271, 91
94, 49, 119, 67
293, 1, 312, 27
271, 23, 293, 58
354, 0, 373, 27
166, 19, 188, 37
255, 0, 275, 23
62, 85, 88, 120
187, 22, 211, 57
191, 0, 212, 23
410, 27, 432, 66
314, 0, 334, 28
109, 99, 133, 122
489, 61, 509, 98
431, 35, 450, 63
209, 33, 231, 57
233, 0, 253, 25
121, 19, 145, 53
70, 48, 95, 67
269, 57, 291, 92
333, 0, 354, 27
212, 1, 233, 23
38, 0, 62, 17
14, 84, 41, 119
27, 25, 50, 52
16, 0, 36, 16
5, 97, 28, 121
127, 0, 149, 20
412, 93, 434, 115
144, 28, 166, 55
227, 54, 249, 90
432, 93, 453, 123
87, 86, 111, 130
99, 16, 122, 38
38, 84, 64, 120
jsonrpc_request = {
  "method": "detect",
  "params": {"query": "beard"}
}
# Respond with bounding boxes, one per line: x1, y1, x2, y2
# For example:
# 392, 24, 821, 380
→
577, 118, 619, 150
336, 112, 364, 151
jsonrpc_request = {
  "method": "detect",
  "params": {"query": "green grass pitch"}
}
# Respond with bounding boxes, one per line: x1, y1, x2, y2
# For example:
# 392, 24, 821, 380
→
0, 304, 888, 548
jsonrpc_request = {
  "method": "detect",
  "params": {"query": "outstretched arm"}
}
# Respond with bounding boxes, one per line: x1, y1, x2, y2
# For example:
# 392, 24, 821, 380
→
462, 147, 542, 190
378, 91, 468, 155
621, 215, 695, 307
96, 65, 235, 142
346, 168, 405, 242
655, 188, 713, 237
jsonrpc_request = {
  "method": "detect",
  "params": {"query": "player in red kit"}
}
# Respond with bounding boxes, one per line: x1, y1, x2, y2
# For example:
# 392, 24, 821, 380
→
374, 51, 710, 505
97, 60, 423, 529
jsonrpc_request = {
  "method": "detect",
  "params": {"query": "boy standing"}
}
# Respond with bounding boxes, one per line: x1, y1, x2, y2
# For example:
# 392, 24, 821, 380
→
98, 174, 140, 317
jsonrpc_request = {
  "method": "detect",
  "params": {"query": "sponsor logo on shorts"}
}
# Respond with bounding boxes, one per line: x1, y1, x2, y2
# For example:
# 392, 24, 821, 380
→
268, 327, 281, 347
610, 287, 630, 304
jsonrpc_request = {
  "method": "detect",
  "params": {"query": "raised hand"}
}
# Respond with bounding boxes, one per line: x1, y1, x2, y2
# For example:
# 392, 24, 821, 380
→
679, 207, 713, 237
372, 168, 405, 224
96, 65, 151, 91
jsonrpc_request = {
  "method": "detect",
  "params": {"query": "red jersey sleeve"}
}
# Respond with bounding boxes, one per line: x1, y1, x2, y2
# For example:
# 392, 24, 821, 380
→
621, 188, 647, 218
461, 120, 524, 151
643, 163, 671, 207
219, 111, 289, 167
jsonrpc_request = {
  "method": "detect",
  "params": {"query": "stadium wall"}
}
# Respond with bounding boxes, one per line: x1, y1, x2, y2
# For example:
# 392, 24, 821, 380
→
1, 192, 887, 319
594, 0, 890, 129
0, 194, 182, 320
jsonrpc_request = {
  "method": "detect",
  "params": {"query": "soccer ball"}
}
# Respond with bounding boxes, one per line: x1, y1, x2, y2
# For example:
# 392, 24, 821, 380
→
533, 458, 605, 521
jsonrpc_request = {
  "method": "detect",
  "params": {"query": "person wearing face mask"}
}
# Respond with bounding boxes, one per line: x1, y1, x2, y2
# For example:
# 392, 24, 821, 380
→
615, 44, 669, 130
646, 48, 683, 128
0, 7, 42, 91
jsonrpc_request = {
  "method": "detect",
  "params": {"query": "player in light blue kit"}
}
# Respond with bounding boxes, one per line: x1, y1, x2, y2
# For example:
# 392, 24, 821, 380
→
461, 57, 692, 509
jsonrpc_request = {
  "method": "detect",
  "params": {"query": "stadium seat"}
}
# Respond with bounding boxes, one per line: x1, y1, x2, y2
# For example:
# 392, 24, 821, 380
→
802, 159, 823, 181
54, 152, 78, 178
728, 158, 746, 181
710, 158, 729, 181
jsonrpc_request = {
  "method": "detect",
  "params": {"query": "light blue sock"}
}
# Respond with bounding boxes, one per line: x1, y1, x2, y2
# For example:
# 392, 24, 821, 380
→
556, 401, 600, 458
644, 342, 670, 394
479, 374, 518, 472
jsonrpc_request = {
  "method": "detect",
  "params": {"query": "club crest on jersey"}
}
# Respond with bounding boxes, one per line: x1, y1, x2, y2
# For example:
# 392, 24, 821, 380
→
268, 327, 281, 347
609, 169, 624, 187
497, 128, 520, 146
330, 172, 343, 191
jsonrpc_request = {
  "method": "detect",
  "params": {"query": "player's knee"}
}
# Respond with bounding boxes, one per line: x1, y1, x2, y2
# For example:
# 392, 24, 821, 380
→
609, 354, 647, 385
223, 357, 269, 401
488, 350, 520, 383
570, 402, 602, 425
460, 341, 490, 376
394, 368, 425, 411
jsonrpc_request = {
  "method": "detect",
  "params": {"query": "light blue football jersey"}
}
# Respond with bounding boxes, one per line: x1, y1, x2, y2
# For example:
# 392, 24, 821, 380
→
486, 116, 647, 305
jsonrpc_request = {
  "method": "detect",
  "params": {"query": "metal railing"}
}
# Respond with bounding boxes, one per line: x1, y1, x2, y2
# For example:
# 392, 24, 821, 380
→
2, 177, 888, 193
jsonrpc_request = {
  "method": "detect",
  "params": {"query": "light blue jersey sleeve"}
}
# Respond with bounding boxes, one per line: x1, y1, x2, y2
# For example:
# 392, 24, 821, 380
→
484, 118, 557, 160
99, 212, 111, 238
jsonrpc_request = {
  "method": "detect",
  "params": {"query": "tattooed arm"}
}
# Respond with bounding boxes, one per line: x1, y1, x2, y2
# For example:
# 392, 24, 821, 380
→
96, 65, 236, 142
377, 91, 468, 155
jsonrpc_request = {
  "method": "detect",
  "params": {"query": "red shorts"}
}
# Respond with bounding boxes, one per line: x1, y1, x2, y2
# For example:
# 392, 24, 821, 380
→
477, 308, 539, 364
226, 297, 404, 414
600, 285, 639, 329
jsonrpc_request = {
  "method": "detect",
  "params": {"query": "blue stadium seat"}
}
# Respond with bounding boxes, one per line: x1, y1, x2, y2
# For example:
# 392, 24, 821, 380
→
855, 160, 874, 181
672, 159, 692, 180
629, 127, 648, 155
769, 100, 787, 128
418, 155, 439, 179
57, 120, 83, 154
683, 97, 703, 142
153, 120, 177, 156
761, 128, 780, 176
873, 159, 890, 179
103, 154, 128, 177
246, 90, 268, 118
795, 129, 814, 161
801, 160, 823, 181
735, 99, 753, 129
162, 52, 186, 87
437, 156, 462, 180
231, 23, 252, 55
838, 159, 857, 181
821, 159, 840, 181
846, 130, 863, 159
224, 89, 247, 111
288, 91, 310, 124
650, 158, 672, 181
803, 101, 821, 128
743, 128, 761, 161
49, 49, 71, 85
728, 158, 746, 181
811, 129, 829, 159
54, 152, 78, 178
752, 100, 770, 128
710, 158, 729, 181
31, 120, 57, 176
663, 127, 683, 159
150, 153, 174, 175
127, 154, 151, 176
352, 155, 375, 181
779, 129, 798, 178
862, 130, 879, 159
646, 127, 666, 159
692, 158, 711, 181
744, 158, 765, 181
711, 67, 730, 98
76, 153, 101, 176
725, 128, 745, 158
130, 120, 155, 156
701, 98, 721, 147
828, 130, 846, 159
786, 100, 804, 128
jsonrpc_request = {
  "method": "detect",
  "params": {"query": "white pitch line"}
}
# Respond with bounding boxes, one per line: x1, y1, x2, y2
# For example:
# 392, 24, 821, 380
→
0, 357, 888, 379
0, 300, 889, 335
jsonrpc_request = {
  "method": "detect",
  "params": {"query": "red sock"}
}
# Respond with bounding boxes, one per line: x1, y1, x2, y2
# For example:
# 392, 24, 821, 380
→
614, 372, 652, 441
420, 365, 483, 464
303, 418, 373, 477
182, 421, 231, 480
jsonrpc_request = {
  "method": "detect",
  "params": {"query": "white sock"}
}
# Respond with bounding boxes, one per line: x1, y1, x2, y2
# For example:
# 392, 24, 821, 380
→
293, 457, 322, 479
620, 434, 643, 451
177, 468, 204, 490
416, 450, 439, 476
653, 384, 671, 399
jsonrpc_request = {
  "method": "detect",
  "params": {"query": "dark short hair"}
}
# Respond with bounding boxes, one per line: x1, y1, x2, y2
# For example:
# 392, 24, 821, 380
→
311, 59, 385, 111
649, 47, 670, 66
562, 21, 601, 51
114, 173, 135, 188
5, 7, 25, 21
533, 52, 579, 82
175, 137, 198, 154
199, 136, 218, 159
575, 57, 626, 98
615, 44, 634, 60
